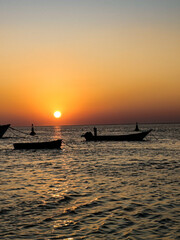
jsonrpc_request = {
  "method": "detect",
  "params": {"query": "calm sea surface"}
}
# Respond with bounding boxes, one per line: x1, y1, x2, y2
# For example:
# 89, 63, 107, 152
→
0, 124, 180, 240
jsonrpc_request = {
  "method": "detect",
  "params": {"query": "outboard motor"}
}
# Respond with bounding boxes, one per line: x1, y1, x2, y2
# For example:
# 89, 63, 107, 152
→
81, 132, 94, 141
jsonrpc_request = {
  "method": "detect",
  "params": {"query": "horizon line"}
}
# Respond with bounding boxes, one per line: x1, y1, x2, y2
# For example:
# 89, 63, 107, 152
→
9, 121, 180, 128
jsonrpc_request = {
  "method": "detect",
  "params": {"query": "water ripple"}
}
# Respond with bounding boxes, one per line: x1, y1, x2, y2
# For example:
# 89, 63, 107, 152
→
0, 124, 179, 239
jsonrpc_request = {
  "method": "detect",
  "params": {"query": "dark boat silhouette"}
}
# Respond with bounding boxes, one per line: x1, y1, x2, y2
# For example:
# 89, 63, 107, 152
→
0, 124, 10, 138
82, 128, 152, 141
30, 124, 36, 136
14, 139, 62, 149
134, 122, 140, 131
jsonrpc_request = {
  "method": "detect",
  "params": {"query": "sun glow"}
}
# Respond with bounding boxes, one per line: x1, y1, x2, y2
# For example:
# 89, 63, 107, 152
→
54, 111, 61, 118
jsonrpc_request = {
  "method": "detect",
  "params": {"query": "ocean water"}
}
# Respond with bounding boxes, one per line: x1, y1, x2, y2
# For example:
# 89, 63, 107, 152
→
0, 124, 179, 240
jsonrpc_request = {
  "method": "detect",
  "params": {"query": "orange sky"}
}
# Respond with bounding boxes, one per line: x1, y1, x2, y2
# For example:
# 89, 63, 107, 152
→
0, 1, 180, 126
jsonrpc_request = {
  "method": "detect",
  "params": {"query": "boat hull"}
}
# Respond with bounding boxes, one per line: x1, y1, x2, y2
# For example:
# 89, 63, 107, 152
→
0, 124, 10, 138
14, 139, 62, 149
82, 130, 152, 142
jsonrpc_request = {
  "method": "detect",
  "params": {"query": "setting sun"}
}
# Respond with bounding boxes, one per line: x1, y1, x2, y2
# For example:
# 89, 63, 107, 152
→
54, 111, 61, 118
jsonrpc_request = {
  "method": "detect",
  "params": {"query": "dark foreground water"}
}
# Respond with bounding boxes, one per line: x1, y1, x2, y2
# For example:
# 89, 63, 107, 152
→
0, 124, 180, 239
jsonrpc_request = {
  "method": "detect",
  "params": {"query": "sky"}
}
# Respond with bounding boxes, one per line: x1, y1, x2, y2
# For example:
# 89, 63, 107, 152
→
0, 0, 180, 126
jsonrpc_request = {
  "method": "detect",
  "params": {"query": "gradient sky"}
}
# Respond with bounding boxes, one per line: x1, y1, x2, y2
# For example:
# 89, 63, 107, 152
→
1, 0, 180, 126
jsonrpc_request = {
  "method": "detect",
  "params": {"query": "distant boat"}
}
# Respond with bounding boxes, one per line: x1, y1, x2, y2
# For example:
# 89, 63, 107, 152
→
30, 124, 36, 136
134, 122, 140, 131
0, 124, 10, 138
82, 129, 152, 141
14, 139, 62, 150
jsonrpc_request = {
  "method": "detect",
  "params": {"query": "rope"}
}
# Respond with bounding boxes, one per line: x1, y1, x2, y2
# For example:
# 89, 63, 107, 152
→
8, 127, 21, 137
63, 140, 75, 149
9, 127, 34, 137
8, 127, 26, 138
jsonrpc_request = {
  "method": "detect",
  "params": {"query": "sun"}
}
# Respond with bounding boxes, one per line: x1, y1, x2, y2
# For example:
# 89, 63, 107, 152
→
54, 111, 61, 118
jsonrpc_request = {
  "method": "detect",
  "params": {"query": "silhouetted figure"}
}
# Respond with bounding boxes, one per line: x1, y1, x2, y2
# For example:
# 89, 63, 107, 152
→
30, 124, 36, 136
135, 122, 140, 131
94, 127, 97, 137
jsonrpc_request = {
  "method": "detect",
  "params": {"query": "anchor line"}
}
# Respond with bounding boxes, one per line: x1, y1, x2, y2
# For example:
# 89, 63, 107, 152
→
9, 127, 33, 137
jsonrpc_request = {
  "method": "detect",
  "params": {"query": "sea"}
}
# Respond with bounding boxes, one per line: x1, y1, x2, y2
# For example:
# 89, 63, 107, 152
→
0, 124, 179, 240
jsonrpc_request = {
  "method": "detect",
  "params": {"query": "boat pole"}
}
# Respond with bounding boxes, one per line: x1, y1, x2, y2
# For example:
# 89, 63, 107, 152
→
94, 127, 97, 137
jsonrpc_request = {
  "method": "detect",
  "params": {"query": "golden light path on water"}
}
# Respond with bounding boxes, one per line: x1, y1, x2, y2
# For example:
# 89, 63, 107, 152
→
0, 124, 179, 239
